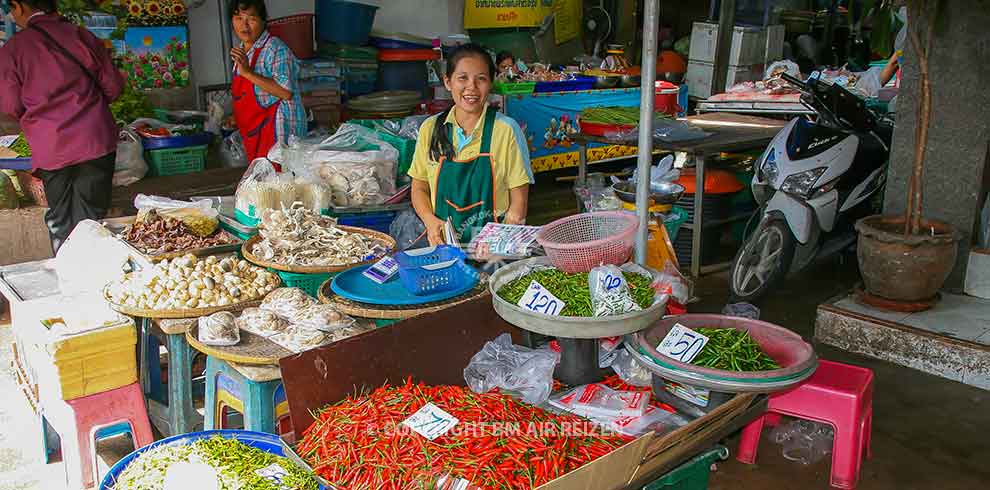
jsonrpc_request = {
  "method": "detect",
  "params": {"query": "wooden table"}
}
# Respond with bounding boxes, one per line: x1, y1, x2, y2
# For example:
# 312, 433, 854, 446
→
572, 113, 786, 277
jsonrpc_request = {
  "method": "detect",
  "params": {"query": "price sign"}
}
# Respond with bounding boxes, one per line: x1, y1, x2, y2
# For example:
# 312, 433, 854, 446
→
254, 463, 289, 488
516, 280, 566, 316
402, 403, 459, 441
655, 323, 709, 363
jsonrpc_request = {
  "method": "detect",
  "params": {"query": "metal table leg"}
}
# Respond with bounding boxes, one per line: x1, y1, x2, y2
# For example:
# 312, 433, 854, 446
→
578, 144, 588, 185
692, 154, 705, 278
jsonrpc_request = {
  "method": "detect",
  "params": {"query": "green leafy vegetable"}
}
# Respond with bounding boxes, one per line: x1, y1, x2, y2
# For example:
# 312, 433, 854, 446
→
110, 84, 155, 127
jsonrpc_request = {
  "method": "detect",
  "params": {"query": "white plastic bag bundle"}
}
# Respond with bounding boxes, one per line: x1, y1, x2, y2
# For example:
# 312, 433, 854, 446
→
55, 220, 134, 295
113, 129, 147, 187
221, 131, 248, 168
463, 333, 560, 405
589, 265, 642, 317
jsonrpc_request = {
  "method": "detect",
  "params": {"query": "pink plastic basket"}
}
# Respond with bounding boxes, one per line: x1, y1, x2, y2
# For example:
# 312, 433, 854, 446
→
536, 212, 639, 273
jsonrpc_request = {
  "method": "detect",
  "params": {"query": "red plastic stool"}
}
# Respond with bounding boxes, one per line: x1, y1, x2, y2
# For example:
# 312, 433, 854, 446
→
736, 360, 874, 489
40, 382, 154, 489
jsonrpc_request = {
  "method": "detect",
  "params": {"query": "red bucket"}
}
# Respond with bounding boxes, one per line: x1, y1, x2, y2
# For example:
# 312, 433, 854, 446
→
269, 14, 315, 60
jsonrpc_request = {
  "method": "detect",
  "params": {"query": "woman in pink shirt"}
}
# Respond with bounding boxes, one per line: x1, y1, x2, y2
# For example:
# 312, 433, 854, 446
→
0, 0, 123, 251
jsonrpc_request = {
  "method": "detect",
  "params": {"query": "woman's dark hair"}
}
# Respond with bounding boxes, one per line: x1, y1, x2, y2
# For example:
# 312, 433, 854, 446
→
228, 0, 268, 21
11, 0, 56, 13
429, 43, 496, 162
496, 51, 514, 66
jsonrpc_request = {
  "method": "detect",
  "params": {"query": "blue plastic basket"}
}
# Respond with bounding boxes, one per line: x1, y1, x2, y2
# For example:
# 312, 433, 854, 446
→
534, 76, 597, 93
394, 246, 477, 296
101, 430, 306, 489
141, 132, 214, 150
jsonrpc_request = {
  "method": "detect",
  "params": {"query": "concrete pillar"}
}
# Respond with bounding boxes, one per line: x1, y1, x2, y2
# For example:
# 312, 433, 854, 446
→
882, 0, 990, 291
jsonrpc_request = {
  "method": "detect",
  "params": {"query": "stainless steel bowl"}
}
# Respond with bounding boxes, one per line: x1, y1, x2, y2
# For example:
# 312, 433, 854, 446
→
611, 180, 686, 205
620, 74, 642, 87
593, 75, 621, 89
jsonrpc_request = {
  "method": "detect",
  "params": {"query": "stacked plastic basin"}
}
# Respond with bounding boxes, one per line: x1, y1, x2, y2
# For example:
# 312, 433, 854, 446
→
377, 49, 440, 100
298, 58, 342, 129
315, 0, 379, 99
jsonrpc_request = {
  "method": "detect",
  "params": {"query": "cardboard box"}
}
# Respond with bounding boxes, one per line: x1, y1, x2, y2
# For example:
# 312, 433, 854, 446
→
0, 206, 53, 266
279, 297, 764, 489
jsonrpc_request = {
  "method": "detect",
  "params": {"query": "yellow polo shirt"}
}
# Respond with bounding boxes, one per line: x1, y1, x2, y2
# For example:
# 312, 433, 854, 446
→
408, 106, 534, 218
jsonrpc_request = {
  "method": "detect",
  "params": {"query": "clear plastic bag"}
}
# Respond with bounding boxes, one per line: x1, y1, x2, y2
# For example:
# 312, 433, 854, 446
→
769, 419, 834, 465
288, 303, 356, 332
113, 129, 148, 187
589, 265, 642, 316
610, 404, 689, 437
722, 302, 760, 320
389, 209, 428, 251
221, 131, 248, 168
234, 158, 280, 219
463, 333, 560, 405
610, 348, 653, 387
629, 154, 679, 187
134, 194, 220, 237
198, 311, 240, 346
260, 287, 316, 320
399, 115, 431, 140
235, 307, 290, 337
653, 119, 711, 142
655, 261, 691, 305
548, 383, 649, 419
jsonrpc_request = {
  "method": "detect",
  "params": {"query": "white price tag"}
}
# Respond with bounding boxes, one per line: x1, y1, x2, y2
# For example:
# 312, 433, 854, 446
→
516, 280, 566, 316
254, 463, 289, 488
402, 402, 459, 441
655, 323, 709, 363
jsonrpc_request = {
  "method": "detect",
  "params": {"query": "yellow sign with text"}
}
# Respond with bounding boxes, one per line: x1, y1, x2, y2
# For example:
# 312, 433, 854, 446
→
553, 0, 582, 44
464, 1, 553, 29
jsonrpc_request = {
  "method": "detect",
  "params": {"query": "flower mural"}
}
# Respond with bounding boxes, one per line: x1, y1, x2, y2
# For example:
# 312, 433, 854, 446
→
123, 0, 188, 27
120, 27, 189, 90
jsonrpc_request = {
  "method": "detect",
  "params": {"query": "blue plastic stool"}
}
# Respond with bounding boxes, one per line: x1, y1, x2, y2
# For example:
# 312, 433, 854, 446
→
42, 418, 133, 462
138, 317, 201, 437
203, 356, 286, 434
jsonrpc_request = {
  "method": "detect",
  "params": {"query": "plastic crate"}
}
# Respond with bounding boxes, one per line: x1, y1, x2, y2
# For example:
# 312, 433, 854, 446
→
663, 206, 689, 242
534, 76, 596, 93
643, 446, 728, 490
141, 132, 214, 151
493, 81, 536, 95
273, 269, 335, 298
145, 145, 208, 177
332, 210, 399, 234
394, 245, 476, 296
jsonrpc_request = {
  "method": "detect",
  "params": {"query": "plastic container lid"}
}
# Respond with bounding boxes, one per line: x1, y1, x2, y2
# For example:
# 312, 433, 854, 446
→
677, 168, 744, 194
370, 30, 433, 47
378, 49, 441, 62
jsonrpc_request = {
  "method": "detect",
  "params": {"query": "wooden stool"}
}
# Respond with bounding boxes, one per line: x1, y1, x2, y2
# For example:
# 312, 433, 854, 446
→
203, 357, 289, 434
40, 382, 153, 489
138, 317, 201, 437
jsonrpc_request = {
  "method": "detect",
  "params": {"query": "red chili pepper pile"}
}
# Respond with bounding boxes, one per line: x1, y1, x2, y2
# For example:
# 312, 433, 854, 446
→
297, 379, 628, 490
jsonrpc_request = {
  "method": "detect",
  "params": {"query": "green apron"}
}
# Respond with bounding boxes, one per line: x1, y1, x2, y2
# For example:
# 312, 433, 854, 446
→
433, 109, 499, 242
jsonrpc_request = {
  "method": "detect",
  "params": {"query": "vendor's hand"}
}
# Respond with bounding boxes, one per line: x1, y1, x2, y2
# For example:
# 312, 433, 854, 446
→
231, 47, 251, 75
502, 212, 526, 226
426, 217, 446, 247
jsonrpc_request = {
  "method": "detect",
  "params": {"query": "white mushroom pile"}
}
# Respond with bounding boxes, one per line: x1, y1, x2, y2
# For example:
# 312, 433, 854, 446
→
251, 203, 385, 267
107, 254, 280, 310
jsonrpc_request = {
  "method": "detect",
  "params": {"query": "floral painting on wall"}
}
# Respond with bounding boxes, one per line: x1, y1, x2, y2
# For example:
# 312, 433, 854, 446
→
122, 0, 188, 27
121, 26, 189, 89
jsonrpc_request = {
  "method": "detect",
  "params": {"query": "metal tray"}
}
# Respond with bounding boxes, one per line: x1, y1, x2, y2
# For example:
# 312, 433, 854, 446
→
488, 257, 666, 339
102, 216, 243, 262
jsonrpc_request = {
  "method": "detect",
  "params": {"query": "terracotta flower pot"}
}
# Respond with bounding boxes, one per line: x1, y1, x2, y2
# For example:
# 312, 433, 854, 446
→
855, 214, 961, 302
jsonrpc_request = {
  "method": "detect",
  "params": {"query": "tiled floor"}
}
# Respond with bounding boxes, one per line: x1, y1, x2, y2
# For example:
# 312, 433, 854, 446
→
834, 293, 990, 345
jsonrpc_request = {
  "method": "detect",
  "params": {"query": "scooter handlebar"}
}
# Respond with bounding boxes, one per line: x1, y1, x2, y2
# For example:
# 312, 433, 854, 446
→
780, 72, 806, 89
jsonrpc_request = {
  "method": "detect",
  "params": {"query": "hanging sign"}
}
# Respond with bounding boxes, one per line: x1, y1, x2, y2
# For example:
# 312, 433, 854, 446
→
464, 1, 554, 29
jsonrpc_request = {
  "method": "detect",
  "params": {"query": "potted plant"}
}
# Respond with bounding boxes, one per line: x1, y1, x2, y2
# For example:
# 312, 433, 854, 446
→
855, 0, 960, 302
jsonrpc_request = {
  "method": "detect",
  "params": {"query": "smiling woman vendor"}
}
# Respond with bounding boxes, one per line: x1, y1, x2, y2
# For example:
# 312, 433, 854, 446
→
409, 44, 534, 246
229, 0, 306, 162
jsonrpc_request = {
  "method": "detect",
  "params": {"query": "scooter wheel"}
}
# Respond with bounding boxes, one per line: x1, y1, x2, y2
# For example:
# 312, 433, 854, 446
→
729, 218, 795, 303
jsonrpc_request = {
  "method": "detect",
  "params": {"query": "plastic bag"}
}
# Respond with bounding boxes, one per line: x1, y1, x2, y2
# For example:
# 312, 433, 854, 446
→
260, 287, 316, 320
610, 348, 653, 387
655, 261, 691, 305
549, 383, 649, 419
221, 131, 248, 168
610, 405, 689, 438
769, 419, 834, 465
852, 67, 884, 98
56, 219, 134, 294
234, 158, 280, 219
654, 119, 711, 142
288, 303, 356, 332
389, 209, 428, 251
463, 333, 560, 405
269, 326, 329, 353
399, 115, 431, 140
113, 129, 147, 187
589, 265, 642, 316
629, 154, 680, 188
134, 194, 219, 237
722, 302, 760, 320
198, 311, 240, 346
235, 307, 290, 337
